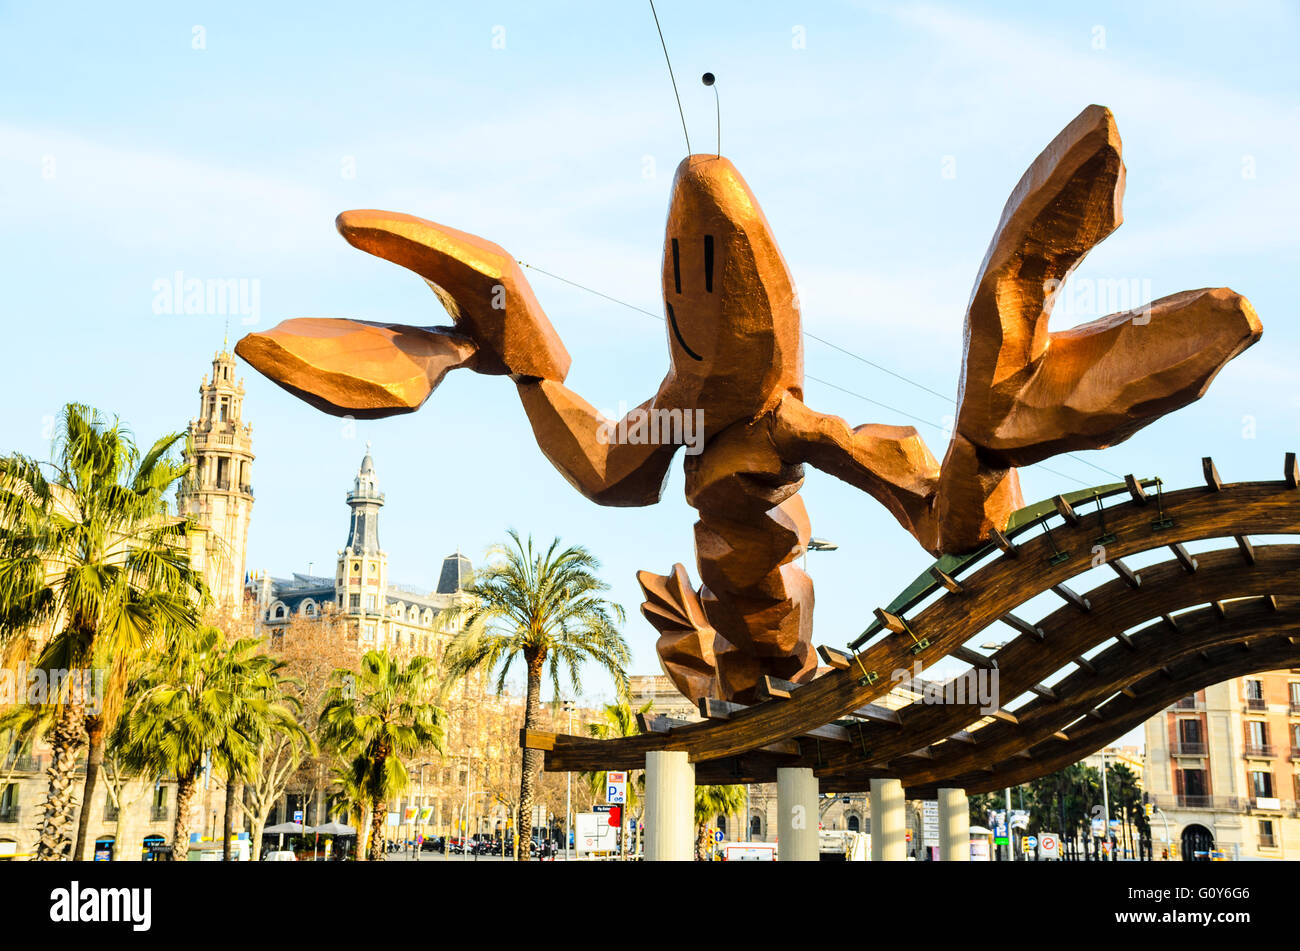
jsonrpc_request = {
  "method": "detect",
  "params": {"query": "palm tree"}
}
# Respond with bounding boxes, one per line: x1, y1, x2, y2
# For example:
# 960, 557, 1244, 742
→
318, 651, 445, 861
212, 653, 304, 860
441, 532, 629, 861
694, 784, 746, 860
116, 628, 280, 861
0, 404, 206, 859
326, 755, 372, 861
581, 699, 650, 858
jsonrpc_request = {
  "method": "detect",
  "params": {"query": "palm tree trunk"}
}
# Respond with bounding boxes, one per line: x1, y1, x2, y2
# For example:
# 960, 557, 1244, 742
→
222, 780, 243, 861
172, 772, 199, 862
517, 652, 545, 863
72, 714, 106, 861
35, 697, 87, 860
357, 806, 370, 861
367, 798, 386, 862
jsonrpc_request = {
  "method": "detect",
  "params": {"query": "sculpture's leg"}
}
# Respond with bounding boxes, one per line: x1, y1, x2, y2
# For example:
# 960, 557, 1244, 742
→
694, 494, 818, 701
637, 564, 756, 703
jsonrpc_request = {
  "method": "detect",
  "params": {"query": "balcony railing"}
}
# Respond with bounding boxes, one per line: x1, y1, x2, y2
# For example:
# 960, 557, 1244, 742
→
1259, 834, 1278, 849
1174, 698, 1203, 711
0, 805, 18, 824
1244, 743, 1275, 758
1290, 701, 1300, 715
1, 755, 42, 773
1151, 794, 1251, 812
1172, 741, 1207, 756
1246, 698, 1267, 711
150, 806, 169, 823
1291, 746, 1300, 760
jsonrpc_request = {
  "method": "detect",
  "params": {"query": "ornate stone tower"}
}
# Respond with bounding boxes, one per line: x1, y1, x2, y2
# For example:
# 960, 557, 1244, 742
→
177, 350, 255, 617
336, 444, 389, 643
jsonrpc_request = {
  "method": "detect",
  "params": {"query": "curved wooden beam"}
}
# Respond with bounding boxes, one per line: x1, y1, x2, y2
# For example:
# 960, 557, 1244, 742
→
532, 476, 1300, 771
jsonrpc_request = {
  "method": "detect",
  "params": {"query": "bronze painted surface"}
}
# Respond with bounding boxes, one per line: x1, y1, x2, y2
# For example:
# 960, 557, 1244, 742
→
237, 105, 1260, 703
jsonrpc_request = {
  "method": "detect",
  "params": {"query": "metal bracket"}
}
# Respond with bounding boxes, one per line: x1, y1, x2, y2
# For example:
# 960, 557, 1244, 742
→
1043, 521, 1070, 566
1092, 491, 1117, 546
852, 651, 879, 687
1151, 478, 1174, 531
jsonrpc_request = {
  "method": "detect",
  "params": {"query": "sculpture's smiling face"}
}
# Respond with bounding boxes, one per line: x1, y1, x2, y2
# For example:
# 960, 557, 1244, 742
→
660, 155, 803, 401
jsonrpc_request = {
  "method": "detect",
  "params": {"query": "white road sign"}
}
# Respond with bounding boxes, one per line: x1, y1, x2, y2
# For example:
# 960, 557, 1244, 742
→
606, 770, 627, 805
1038, 833, 1060, 860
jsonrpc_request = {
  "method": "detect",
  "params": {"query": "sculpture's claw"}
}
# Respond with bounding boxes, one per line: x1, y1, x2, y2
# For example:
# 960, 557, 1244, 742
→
335, 210, 570, 383
235, 317, 477, 418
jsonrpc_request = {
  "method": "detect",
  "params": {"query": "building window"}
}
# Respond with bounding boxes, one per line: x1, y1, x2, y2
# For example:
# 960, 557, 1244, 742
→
1250, 770, 1273, 799
349, 594, 361, 610
365, 595, 376, 611
1290, 682, 1300, 713
1176, 718, 1204, 755
1246, 721, 1271, 757
1245, 679, 1265, 711
1175, 768, 1207, 806
273, 603, 285, 620
1259, 819, 1277, 849
104, 795, 120, 822
151, 785, 169, 823
364, 623, 375, 642
1291, 723, 1300, 755
0, 784, 17, 823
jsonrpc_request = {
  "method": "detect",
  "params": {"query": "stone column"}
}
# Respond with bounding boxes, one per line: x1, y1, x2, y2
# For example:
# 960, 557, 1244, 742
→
937, 788, 970, 861
776, 767, 820, 861
870, 778, 906, 861
644, 750, 694, 861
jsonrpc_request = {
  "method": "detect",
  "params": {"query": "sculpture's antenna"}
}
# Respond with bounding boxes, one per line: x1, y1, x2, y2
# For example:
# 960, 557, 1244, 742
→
648, 0, 691, 155
702, 72, 720, 156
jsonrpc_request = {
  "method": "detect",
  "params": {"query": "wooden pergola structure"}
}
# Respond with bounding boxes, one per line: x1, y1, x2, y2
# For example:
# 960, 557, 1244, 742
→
524, 457, 1300, 826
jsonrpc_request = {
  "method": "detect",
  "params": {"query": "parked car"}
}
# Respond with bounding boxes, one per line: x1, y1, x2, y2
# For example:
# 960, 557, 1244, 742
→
264, 851, 296, 862
420, 835, 445, 853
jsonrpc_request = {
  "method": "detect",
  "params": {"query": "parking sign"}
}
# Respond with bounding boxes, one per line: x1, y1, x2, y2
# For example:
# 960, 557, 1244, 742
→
607, 771, 627, 805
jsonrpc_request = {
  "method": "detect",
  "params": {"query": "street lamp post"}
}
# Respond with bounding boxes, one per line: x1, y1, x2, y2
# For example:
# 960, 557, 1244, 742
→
1099, 749, 1112, 862
563, 699, 575, 861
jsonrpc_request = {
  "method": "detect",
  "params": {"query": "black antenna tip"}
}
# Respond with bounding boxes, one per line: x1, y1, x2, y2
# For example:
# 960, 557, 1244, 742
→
701, 72, 715, 86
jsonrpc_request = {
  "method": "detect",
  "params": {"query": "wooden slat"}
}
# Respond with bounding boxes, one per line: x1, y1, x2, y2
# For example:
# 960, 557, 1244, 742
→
874, 608, 907, 634
1073, 656, 1096, 675
1212, 601, 1227, 619
1125, 474, 1149, 505
1115, 632, 1138, 652
817, 645, 852, 670
1162, 614, 1180, 633
757, 675, 793, 701
849, 704, 903, 727
1109, 559, 1141, 589
951, 645, 998, 670
1170, 543, 1198, 573
1051, 583, 1091, 611
1203, 456, 1223, 491
1286, 452, 1299, 489
990, 526, 1019, 557
928, 565, 965, 594
521, 729, 557, 751
1000, 612, 1045, 640
990, 709, 1019, 726
1236, 535, 1256, 565
1030, 683, 1057, 700
1052, 494, 1080, 526
699, 698, 737, 720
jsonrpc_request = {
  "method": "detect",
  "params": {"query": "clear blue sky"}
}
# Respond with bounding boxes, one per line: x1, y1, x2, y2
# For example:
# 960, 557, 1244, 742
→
2, 1, 1297, 723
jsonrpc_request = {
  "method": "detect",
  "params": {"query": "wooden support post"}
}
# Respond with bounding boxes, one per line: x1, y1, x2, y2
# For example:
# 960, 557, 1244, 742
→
1202, 457, 1223, 491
